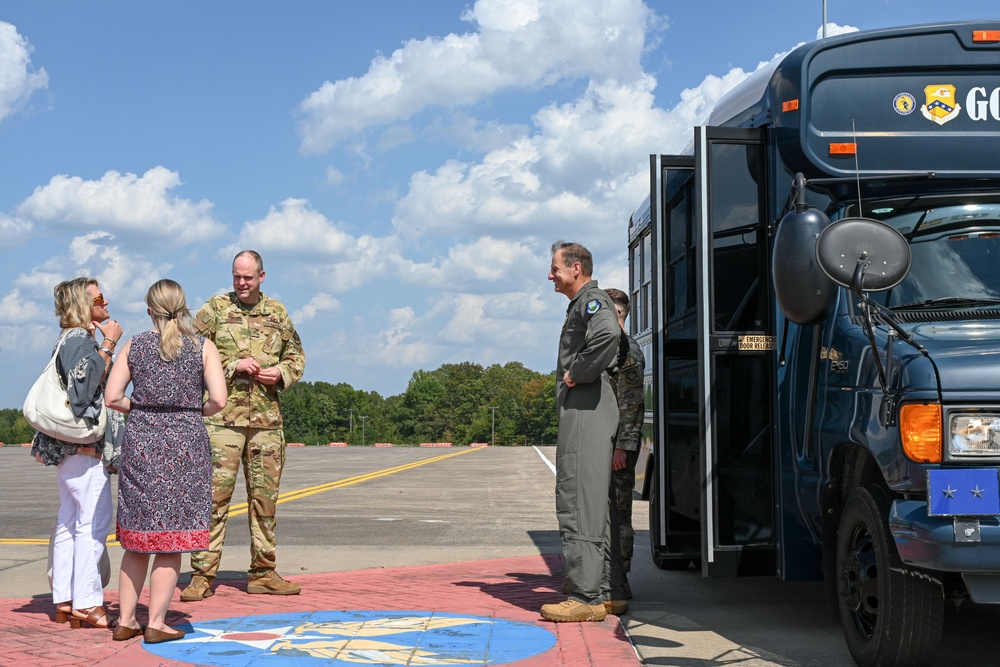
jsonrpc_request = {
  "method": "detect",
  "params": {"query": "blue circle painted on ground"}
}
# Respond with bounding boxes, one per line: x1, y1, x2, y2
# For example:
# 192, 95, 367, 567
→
143, 609, 556, 666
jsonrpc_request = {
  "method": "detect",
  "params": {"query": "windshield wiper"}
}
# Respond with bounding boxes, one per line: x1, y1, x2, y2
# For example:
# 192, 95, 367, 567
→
892, 297, 1000, 310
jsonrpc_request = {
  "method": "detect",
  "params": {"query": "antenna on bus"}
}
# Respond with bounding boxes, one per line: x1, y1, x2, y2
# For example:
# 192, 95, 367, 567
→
853, 119, 862, 214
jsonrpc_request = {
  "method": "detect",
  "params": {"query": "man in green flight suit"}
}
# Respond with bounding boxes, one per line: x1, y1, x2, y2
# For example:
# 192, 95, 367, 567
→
180, 250, 306, 601
541, 241, 626, 623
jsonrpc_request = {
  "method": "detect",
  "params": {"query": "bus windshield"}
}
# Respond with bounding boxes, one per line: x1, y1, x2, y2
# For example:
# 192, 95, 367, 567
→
855, 195, 1000, 309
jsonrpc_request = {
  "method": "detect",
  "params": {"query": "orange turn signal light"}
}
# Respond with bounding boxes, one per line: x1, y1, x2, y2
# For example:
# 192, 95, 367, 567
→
782, 99, 799, 112
900, 403, 942, 463
829, 143, 857, 155
973, 30, 1000, 43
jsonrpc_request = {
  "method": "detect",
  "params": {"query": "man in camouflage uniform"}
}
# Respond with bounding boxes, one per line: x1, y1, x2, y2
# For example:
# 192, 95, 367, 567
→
604, 288, 645, 599
180, 250, 305, 600
541, 241, 627, 623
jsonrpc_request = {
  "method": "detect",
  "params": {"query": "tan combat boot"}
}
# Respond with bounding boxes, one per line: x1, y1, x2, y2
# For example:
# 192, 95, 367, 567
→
247, 571, 301, 595
540, 599, 607, 622
603, 599, 629, 615
180, 575, 214, 602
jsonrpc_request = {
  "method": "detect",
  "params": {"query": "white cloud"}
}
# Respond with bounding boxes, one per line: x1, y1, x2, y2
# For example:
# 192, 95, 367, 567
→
293, 292, 341, 322
428, 112, 529, 153
400, 237, 543, 292
388, 68, 751, 255
234, 198, 355, 257
229, 201, 413, 292
818, 23, 860, 39
16, 166, 226, 244
295, 0, 654, 153
0, 288, 47, 323
0, 213, 33, 246
7, 236, 171, 375
325, 167, 346, 186
0, 21, 48, 122
375, 124, 417, 152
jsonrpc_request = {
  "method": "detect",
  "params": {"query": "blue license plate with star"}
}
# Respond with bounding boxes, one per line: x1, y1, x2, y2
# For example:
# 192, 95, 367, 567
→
927, 468, 1000, 516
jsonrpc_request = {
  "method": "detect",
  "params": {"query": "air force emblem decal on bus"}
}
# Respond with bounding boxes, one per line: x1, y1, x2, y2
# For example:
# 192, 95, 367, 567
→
893, 92, 916, 115
921, 84, 962, 125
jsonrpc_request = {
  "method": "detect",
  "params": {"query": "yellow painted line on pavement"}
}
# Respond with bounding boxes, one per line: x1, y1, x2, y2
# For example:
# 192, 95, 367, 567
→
0, 447, 483, 545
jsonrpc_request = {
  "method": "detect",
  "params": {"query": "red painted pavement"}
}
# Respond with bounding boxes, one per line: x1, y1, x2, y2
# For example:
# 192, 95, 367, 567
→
0, 554, 640, 666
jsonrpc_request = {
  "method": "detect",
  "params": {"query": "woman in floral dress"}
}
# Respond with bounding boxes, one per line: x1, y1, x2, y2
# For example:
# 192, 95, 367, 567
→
105, 279, 226, 644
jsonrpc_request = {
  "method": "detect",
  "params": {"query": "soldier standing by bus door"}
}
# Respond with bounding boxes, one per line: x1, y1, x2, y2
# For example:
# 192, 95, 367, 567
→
542, 241, 626, 623
604, 288, 645, 600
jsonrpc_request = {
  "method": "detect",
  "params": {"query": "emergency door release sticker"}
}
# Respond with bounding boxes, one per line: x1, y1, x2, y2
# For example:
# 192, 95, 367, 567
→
927, 468, 1000, 516
738, 335, 775, 351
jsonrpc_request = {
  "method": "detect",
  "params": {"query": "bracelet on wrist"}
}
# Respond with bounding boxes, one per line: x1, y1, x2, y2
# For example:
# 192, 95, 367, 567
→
105, 337, 119, 345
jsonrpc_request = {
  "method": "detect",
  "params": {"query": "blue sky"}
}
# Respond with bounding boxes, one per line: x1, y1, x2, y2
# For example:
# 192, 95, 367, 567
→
1, 1, 997, 409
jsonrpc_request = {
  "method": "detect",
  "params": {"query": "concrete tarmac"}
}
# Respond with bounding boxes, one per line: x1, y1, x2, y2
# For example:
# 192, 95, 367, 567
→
3, 445, 999, 666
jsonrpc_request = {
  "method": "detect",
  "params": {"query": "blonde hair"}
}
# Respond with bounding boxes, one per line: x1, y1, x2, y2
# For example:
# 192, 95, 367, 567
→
145, 279, 197, 361
54, 277, 99, 330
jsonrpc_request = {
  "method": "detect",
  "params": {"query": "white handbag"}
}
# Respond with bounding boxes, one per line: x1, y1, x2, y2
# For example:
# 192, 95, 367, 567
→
23, 332, 108, 444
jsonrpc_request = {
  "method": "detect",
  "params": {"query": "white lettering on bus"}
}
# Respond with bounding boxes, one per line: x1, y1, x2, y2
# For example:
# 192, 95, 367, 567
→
966, 87, 1000, 121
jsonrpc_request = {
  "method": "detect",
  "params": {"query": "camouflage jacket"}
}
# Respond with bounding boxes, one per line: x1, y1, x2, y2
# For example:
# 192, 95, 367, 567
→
194, 292, 305, 429
612, 334, 644, 451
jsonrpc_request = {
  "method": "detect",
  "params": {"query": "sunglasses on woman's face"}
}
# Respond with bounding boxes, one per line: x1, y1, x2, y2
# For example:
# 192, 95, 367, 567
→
92, 294, 108, 306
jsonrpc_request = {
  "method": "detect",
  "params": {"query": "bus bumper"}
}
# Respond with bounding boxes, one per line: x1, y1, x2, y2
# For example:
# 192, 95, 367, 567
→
890, 499, 1000, 602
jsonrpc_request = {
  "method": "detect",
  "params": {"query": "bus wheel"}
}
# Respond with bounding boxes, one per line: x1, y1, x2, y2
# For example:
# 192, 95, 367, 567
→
648, 467, 693, 570
836, 485, 943, 667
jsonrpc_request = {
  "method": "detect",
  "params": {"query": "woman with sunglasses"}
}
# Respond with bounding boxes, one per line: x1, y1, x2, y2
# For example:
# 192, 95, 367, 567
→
31, 278, 123, 629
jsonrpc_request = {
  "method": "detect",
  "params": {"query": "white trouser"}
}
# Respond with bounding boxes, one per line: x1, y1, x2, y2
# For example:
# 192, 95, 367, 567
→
52, 453, 112, 608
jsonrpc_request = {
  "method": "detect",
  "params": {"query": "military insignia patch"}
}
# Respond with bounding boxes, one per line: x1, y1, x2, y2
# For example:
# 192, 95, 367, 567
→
893, 92, 916, 116
585, 299, 602, 314
921, 84, 961, 125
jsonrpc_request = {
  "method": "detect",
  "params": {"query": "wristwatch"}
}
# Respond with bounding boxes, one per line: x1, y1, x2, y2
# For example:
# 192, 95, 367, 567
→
99, 346, 114, 356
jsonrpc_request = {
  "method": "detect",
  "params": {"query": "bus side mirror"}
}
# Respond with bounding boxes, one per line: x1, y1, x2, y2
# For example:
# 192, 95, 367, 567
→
772, 205, 837, 324
815, 217, 911, 293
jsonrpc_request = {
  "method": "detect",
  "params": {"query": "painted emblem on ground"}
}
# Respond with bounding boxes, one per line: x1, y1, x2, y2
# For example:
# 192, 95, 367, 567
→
143, 610, 556, 666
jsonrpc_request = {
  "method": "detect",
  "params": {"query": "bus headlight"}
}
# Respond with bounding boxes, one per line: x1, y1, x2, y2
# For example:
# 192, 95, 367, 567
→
900, 403, 942, 463
950, 413, 1000, 457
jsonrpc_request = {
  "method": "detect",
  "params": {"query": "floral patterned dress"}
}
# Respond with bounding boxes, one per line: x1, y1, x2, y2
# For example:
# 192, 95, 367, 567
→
116, 331, 211, 553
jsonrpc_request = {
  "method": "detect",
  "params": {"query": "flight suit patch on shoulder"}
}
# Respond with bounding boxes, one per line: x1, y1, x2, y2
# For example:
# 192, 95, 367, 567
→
585, 299, 602, 314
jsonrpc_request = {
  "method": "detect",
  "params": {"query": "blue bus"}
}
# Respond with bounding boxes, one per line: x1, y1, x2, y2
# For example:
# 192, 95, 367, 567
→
630, 21, 1000, 666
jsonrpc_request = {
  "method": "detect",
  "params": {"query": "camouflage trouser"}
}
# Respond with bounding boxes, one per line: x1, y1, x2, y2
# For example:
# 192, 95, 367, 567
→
613, 448, 640, 573
189, 425, 286, 580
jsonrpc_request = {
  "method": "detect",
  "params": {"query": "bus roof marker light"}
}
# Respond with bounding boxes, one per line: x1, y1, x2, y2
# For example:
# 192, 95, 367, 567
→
972, 30, 1000, 43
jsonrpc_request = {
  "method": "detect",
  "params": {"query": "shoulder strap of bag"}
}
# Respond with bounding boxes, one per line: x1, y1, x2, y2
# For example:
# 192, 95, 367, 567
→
51, 329, 75, 389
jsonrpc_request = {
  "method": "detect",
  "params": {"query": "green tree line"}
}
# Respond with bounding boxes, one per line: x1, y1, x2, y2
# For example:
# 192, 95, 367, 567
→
282, 361, 558, 446
2, 361, 558, 446
0, 409, 34, 445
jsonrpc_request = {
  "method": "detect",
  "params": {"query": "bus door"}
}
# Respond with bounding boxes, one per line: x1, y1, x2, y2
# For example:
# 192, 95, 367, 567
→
694, 126, 775, 576
649, 154, 701, 569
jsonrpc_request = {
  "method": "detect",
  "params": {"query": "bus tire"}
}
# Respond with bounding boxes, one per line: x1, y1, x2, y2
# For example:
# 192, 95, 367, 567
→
648, 465, 693, 570
836, 484, 943, 667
